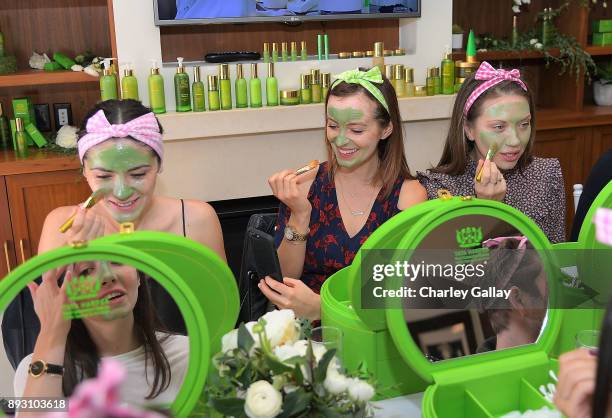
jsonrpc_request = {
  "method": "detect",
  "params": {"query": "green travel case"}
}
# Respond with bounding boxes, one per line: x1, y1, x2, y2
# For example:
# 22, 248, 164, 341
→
0, 229, 239, 418
321, 185, 611, 416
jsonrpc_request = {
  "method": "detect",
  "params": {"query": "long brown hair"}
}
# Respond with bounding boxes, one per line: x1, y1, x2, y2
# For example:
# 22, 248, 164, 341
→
324, 68, 413, 198
62, 272, 173, 399
432, 71, 536, 175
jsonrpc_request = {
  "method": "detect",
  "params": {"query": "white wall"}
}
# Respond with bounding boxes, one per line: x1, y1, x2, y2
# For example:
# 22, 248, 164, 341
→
112, 0, 453, 201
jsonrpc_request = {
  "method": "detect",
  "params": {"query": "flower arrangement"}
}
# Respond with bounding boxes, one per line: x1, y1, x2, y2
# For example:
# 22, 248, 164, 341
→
207, 310, 376, 418
512, 0, 531, 14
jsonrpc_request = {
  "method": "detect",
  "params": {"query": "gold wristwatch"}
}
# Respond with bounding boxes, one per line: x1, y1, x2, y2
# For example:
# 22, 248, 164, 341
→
284, 225, 309, 242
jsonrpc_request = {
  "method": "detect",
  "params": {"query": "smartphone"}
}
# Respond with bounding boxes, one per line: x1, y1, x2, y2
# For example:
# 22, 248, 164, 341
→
247, 227, 283, 282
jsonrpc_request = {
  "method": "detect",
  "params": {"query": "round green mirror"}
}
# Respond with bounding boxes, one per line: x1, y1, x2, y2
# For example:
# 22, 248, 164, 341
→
0, 241, 211, 417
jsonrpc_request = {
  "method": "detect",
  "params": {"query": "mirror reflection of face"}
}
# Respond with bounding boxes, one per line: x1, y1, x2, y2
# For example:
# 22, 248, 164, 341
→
83, 138, 158, 223
71, 260, 140, 322
465, 94, 531, 171
326, 92, 392, 169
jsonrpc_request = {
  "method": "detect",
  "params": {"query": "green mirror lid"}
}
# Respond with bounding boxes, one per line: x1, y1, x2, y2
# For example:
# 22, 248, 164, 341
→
0, 243, 211, 418
383, 198, 560, 384
96, 231, 239, 354
347, 199, 444, 330
578, 180, 612, 248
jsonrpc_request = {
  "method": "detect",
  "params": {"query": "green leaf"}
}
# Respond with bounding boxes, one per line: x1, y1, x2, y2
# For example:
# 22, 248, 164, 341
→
294, 363, 305, 386
314, 348, 336, 383
265, 353, 295, 374
277, 389, 312, 418
317, 404, 345, 418
237, 323, 254, 353
209, 397, 246, 417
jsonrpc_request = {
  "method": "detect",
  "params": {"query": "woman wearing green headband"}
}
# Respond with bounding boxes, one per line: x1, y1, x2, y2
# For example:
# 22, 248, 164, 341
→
263, 67, 427, 321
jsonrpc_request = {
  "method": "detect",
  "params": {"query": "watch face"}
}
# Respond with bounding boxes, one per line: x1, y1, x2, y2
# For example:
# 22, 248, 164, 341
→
284, 227, 294, 240
30, 361, 45, 376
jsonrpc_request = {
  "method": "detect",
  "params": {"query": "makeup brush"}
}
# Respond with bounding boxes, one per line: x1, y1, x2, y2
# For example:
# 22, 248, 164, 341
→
295, 160, 320, 176
475, 143, 499, 183
59, 189, 106, 233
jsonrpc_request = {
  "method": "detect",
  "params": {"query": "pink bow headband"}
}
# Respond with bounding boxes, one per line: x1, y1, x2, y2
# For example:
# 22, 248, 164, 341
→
464, 61, 528, 116
78, 110, 164, 163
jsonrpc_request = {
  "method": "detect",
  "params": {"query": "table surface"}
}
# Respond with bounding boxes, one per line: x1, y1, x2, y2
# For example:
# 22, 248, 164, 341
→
372, 393, 424, 417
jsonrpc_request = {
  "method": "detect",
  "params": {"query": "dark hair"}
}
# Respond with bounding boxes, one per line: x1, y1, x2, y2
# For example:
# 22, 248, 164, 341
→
62, 272, 173, 399
592, 298, 612, 418
78, 99, 163, 165
324, 67, 413, 198
432, 70, 535, 175
482, 238, 544, 334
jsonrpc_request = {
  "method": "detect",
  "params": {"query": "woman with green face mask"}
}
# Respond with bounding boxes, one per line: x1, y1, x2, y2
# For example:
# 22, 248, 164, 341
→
38, 99, 226, 262
418, 61, 566, 243
261, 67, 427, 321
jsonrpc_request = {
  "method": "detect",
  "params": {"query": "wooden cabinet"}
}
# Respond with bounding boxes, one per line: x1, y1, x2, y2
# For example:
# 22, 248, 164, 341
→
6, 170, 90, 263
0, 176, 16, 277
0, 151, 90, 278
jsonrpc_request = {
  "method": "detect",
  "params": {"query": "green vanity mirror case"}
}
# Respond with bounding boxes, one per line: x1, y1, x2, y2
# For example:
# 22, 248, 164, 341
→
322, 195, 565, 415
0, 230, 239, 418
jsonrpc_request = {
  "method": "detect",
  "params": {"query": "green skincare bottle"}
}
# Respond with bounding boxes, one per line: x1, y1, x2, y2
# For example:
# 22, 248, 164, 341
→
266, 62, 279, 107
393, 64, 405, 97
321, 72, 331, 100
219, 64, 232, 110
175, 57, 192, 112
281, 42, 288, 62
291, 41, 298, 61
0, 104, 10, 149
15, 118, 28, 158
404, 67, 415, 97
426, 67, 441, 96
148, 60, 166, 114
272, 43, 279, 63
192, 66, 206, 112
512, 16, 519, 48
301, 41, 307, 60
249, 63, 262, 108
263, 43, 270, 63
208, 75, 220, 111
121, 64, 139, 100
300, 74, 312, 104
100, 59, 118, 101
235, 64, 248, 108
311, 69, 322, 103
441, 49, 455, 95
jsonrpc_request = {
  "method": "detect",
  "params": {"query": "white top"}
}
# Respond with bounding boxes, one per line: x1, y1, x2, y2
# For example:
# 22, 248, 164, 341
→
14, 334, 189, 408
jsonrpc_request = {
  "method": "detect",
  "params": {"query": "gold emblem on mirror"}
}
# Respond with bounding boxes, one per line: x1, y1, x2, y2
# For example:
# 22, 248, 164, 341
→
68, 240, 88, 249
437, 189, 452, 201
119, 222, 135, 234
460, 195, 473, 201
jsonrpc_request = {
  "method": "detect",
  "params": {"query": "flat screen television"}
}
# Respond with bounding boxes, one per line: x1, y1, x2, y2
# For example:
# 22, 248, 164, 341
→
154, 0, 420, 26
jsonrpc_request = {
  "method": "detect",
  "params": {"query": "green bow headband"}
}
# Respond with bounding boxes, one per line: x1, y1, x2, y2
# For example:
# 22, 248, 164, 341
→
331, 67, 390, 113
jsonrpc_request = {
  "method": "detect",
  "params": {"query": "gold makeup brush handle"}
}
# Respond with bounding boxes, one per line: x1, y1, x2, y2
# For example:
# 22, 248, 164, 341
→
59, 213, 77, 234
475, 165, 485, 183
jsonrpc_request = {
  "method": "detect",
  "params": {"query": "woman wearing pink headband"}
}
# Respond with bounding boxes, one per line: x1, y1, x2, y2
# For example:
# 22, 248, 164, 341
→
418, 61, 566, 243
38, 99, 226, 260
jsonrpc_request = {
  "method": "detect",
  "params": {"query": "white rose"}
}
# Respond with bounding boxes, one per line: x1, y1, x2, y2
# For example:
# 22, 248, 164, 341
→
261, 309, 299, 347
323, 368, 350, 395
291, 340, 326, 361
244, 380, 283, 418
535, 43, 543, 49
221, 328, 238, 352
522, 0, 531, 4
530, 38, 538, 45
55, 125, 78, 148
348, 378, 375, 402
512, 5, 520, 13
273, 343, 301, 362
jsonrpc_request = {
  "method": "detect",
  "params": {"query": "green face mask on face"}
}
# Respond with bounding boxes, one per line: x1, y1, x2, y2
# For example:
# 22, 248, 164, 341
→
479, 101, 531, 149
327, 106, 369, 168
86, 141, 156, 223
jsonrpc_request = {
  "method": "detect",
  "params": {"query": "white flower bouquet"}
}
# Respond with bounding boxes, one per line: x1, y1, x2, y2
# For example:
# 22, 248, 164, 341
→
207, 310, 375, 418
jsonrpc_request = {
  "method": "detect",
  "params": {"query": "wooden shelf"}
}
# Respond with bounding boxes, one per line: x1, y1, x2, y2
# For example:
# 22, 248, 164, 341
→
451, 49, 560, 62
585, 45, 612, 56
0, 149, 80, 176
0, 70, 99, 88
536, 105, 612, 130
